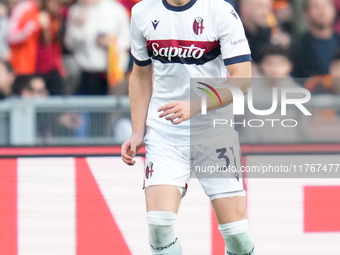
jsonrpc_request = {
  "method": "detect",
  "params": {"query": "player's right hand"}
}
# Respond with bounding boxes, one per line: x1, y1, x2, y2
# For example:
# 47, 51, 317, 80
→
121, 134, 144, 166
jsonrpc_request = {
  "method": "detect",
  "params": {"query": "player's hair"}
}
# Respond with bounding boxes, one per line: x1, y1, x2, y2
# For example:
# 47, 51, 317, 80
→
258, 44, 291, 64
0, 59, 14, 74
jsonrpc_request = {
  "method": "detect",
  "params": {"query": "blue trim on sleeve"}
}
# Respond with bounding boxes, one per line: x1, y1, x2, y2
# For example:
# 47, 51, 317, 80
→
162, 0, 197, 12
132, 55, 152, 66
223, 54, 252, 66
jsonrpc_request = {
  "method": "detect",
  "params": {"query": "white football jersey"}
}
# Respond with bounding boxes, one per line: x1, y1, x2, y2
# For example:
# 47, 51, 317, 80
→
131, 0, 251, 145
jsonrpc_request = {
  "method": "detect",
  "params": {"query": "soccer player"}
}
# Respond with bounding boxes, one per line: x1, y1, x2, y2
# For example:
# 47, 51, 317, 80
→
121, 0, 255, 254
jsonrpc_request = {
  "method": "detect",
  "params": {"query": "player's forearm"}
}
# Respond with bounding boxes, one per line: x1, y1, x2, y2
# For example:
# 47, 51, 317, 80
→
193, 62, 252, 115
129, 64, 153, 136
210, 78, 251, 110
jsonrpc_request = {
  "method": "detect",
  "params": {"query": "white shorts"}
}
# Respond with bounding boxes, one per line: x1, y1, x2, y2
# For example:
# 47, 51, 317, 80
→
143, 139, 246, 197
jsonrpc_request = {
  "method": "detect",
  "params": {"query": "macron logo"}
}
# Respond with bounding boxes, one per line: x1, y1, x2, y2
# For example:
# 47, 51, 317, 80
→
152, 20, 160, 30
230, 9, 238, 20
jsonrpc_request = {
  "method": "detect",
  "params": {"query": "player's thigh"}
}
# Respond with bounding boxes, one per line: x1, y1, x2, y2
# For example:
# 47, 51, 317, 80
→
194, 139, 246, 224
145, 185, 182, 213
211, 196, 247, 224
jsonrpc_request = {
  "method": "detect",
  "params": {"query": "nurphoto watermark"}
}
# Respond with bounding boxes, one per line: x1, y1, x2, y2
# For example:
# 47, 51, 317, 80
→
189, 78, 340, 179
197, 80, 312, 128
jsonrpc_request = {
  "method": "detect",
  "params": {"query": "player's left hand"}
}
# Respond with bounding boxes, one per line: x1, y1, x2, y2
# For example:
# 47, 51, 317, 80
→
158, 101, 190, 125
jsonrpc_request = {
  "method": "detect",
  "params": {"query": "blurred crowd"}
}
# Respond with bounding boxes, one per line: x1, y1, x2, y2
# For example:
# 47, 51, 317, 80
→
238, 0, 340, 93
0, 0, 135, 143
0, 0, 132, 99
0, 0, 340, 100
0, 0, 339, 144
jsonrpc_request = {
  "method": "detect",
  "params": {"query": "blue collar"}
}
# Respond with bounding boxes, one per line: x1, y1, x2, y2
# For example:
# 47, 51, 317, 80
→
162, 0, 197, 12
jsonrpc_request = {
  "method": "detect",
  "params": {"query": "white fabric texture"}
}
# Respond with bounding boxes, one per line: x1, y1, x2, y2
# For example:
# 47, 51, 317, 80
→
219, 219, 255, 255
147, 211, 182, 255
131, 0, 251, 146
209, 190, 246, 201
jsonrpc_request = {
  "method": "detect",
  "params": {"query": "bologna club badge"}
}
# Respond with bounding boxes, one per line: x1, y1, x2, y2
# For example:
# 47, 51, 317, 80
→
193, 17, 204, 35
145, 162, 154, 179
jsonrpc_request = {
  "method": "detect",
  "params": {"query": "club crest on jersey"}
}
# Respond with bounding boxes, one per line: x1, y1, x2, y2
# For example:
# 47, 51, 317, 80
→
145, 162, 154, 179
193, 17, 204, 35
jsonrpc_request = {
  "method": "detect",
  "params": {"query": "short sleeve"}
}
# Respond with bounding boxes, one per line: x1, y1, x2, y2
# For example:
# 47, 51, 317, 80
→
218, 4, 252, 66
130, 9, 151, 66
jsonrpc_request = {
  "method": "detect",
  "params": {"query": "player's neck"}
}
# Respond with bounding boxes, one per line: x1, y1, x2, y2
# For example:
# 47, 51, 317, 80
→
165, 0, 191, 7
